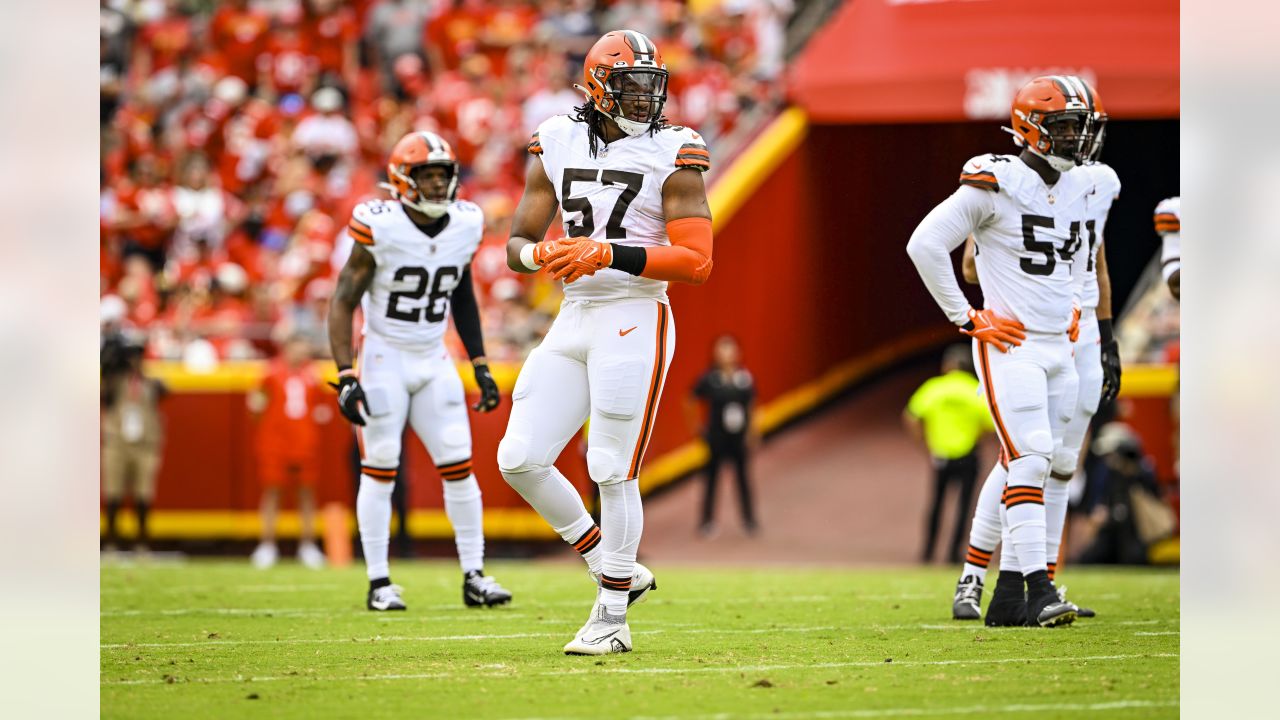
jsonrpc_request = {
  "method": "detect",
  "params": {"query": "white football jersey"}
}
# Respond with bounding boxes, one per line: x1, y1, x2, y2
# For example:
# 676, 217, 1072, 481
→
347, 198, 484, 350
530, 114, 710, 303
1080, 162, 1122, 309
962, 154, 1094, 334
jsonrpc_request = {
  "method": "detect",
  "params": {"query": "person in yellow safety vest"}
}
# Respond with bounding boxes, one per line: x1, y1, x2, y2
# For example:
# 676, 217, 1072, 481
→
903, 345, 994, 564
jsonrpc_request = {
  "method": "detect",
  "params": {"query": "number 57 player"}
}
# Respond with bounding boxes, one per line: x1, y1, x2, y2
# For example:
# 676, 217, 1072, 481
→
499, 30, 713, 655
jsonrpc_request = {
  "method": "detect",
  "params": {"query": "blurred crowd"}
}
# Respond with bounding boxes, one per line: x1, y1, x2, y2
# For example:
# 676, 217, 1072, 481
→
99, 0, 793, 365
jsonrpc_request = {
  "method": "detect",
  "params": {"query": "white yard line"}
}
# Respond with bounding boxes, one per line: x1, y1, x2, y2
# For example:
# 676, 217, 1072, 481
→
1134, 631, 1180, 636
516, 699, 1180, 720
101, 652, 1178, 686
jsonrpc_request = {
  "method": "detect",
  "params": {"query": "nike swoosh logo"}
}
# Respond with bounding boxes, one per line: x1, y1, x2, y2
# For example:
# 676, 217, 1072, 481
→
583, 629, 620, 645
619, 326, 637, 337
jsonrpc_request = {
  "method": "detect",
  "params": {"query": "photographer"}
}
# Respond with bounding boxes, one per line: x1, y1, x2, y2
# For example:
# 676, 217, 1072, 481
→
101, 329, 166, 555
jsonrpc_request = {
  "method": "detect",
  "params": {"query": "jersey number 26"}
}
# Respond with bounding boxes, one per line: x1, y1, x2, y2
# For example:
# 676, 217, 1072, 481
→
387, 266, 459, 323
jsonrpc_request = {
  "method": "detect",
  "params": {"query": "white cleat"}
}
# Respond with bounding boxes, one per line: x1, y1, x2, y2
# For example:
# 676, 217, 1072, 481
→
297, 541, 326, 570
563, 604, 631, 655
367, 583, 406, 611
250, 542, 278, 569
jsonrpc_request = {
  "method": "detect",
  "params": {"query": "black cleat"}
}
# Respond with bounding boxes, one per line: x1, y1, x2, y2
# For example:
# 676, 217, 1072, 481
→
367, 583, 406, 611
1058, 585, 1096, 618
952, 575, 984, 620
463, 570, 513, 607
984, 571, 1028, 627
1028, 588, 1076, 627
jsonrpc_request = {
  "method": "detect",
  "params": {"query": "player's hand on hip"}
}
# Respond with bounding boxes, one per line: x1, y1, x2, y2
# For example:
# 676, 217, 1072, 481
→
547, 240, 613, 284
328, 371, 368, 426
1100, 339, 1122, 405
1067, 305, 1082, 342
472, 363, 501, 413
532, 237, 581, 267
960, 308, 1026, 353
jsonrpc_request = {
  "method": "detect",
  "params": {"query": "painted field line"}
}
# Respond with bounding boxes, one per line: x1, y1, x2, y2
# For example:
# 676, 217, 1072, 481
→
101, 625, 842, 650
528, 699, 1180, 720
101, 652, 1178, 686
1134, 631, 1180, 636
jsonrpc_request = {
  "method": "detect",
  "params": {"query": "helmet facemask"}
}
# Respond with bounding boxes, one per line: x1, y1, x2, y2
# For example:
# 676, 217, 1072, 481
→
388, 162, 458, 218
598, 68, 667, 137
1087, 113, 1108, 162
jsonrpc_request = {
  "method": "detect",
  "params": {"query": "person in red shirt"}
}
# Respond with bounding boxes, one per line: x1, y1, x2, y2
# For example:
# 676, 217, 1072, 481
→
248, 335, 330, 568
301, 0, 359, 86
256, 9, 320, 100
113, 155, 178, 272
210, 0, 271, 85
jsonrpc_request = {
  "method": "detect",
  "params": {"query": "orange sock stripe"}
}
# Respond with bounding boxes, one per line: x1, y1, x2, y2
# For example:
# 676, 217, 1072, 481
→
361, 465, 398, 480
437, 460, 473, 480
600, 574, 631, 591
966, 545, 993, 560
627, 302, 670, 479
966, 552, 991, 568
573, 526, 602, 554
978, 343, 1020, 460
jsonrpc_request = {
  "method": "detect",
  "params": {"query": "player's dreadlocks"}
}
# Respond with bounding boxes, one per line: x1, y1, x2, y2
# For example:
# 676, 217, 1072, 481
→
571, 100, 667, 158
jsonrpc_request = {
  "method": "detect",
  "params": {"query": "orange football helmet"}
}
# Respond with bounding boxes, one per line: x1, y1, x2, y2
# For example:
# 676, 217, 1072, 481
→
384, 131, 459, 218
1006, 75, 1104, 172
577, 30, 668, 137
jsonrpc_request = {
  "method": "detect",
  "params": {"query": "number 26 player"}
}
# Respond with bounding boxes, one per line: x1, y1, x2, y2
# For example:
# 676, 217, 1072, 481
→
328, 131, 512, 612
908, 75, 1104, 628
500, 30, 714, 655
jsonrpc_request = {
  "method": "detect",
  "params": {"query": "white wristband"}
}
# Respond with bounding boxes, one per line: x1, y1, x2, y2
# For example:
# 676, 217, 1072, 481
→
519, 243, 540, 271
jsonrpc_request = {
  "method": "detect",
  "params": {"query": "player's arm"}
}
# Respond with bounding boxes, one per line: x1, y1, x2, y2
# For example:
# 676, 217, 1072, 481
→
1096, 244, 1122, 404
906, 186, 1024, 351
961, 236, 979, 284
326, 243, 375, 425
449, 263, 500, 412
506, 156, 577, 274
1161, 233, 1181, 301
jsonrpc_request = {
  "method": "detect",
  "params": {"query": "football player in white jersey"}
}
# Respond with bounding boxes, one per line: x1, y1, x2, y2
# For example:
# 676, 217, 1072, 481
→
908, 75, 1104, 628
327, 131, 512, 611
950, 103, 1121, 621
1155, 197, 1181, 300
497, 30, 713, 655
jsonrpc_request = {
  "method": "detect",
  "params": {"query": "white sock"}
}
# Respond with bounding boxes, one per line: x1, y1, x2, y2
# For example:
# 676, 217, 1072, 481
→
1003, 456, 1049, 576
357, 476, 395, 582
442, 476, 485, 575
961, 463, 1006, 584
502, 464, 597, 570
1045, 477, 1071, 582
599, 480, 643, 616
998, 502, 1019, 572
559, 514, 604, 576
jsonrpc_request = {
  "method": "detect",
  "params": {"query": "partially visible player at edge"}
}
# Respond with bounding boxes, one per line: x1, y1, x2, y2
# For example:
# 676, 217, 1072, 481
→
907, 75, 1102, 628
327, 131, 512, 611
1155, 196, 1180, 301
499, 29, 713, 655
950, 95, 1122, 621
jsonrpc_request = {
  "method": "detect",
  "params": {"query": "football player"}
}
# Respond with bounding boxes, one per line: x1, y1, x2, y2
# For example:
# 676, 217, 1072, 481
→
498, 30, 713, 655
327, 131, 510, 611
950, 101, 1120, 621
1155, 197, 1180, 300
907, 75, 1102, 628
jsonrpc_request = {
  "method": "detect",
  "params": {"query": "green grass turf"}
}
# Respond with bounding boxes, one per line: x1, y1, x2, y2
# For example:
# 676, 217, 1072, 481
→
101, 560, 1178, 719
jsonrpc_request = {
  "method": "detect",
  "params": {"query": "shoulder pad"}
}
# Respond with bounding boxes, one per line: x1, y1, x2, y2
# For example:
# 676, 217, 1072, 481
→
959, 154, 1013, 192
349, 200, 388, 246
1088, 162, 1122, 199
532, 114, 574, 154
1154, 196, 1180, 234
667, 126, 710, 172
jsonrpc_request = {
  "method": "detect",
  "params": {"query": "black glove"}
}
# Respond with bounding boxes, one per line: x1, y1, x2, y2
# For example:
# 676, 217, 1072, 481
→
329, 372, 368, 426
472, 363, 501, 413
1099, 319, 1121, 406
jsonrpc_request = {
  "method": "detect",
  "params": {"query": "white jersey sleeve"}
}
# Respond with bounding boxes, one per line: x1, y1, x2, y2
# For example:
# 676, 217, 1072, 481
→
1080, 163, 1121, 309
907, 181, 996, 325
1155, 197, 1180, 282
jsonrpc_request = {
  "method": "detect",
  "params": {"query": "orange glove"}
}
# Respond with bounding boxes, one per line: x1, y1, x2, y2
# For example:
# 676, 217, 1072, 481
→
1067, 305, 1081, 342
531, 238, 581, 267
546, 240, 613, 284
961, 308, 1026, 353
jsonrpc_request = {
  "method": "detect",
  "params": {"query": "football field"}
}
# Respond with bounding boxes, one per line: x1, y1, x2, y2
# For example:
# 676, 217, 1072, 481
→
102, 561, 1179, 719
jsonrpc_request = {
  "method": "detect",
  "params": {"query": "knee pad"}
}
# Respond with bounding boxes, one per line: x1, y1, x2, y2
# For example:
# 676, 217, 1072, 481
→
1018, 428, 1054, 459
1006, 454, 1049, 487
438, 423, 471, 458
586, 446, 627, 486
362, 436, 401, 470
496, 433, 530, 475
1050, 446, 1079, 477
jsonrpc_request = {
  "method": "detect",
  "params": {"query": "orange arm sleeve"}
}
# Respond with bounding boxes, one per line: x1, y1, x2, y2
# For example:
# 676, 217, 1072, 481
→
640, 217, 713, 285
